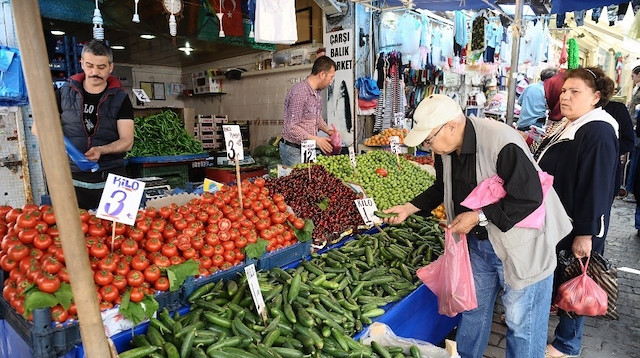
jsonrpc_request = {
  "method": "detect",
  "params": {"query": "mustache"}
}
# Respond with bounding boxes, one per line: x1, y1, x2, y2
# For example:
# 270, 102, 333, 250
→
90, 75, 103, 80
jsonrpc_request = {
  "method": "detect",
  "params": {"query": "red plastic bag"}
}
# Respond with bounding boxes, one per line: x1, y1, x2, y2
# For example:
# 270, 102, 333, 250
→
416, 229, 478, 317
329, 124, 342, 155
555, 256, 608, 317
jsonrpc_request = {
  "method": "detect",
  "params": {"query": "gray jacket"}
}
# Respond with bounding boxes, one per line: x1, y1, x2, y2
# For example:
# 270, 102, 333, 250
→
442, 117, 572, 290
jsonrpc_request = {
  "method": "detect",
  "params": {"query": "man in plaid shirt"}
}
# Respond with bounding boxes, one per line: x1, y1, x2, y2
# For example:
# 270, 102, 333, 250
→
279, 56, 336, 166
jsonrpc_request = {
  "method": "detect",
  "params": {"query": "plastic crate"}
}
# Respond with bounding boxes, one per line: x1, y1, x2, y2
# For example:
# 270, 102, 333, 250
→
154, 287, 185, 313
127, 163, 189, 189
0, 295, 81, 358
182, 259, 256, 302
257, 240, 312, 270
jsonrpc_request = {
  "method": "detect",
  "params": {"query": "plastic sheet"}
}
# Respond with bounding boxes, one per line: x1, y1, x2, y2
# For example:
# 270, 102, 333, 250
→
360, 322, 453, 358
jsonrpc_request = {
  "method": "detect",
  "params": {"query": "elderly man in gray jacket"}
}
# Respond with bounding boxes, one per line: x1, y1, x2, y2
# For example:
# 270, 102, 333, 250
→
384, 94, 572, 358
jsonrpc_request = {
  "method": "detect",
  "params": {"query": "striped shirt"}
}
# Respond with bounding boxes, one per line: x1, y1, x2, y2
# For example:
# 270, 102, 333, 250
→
282, 79, 330, 144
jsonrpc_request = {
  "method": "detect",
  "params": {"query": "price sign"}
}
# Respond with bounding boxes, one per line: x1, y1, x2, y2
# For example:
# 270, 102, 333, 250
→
96, 174, 146, 226
223, 125, 244, 161
354, 198, 381, 226
132, 88, 151, 102
301, 140, 316, 163
389, 136, 401, 154
393, 112, 404, 128
348, 146, 357, 168
244, 264, 267, 322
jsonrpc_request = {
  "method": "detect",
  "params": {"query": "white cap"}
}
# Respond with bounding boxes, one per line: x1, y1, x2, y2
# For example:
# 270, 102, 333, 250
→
404, 94, 463, 147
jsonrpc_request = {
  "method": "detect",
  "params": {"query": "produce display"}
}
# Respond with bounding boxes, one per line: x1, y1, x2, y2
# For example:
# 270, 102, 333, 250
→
363, 128, 408, 146
127, 110, 204, 157
120, 215, 445, 357
0, 179, 307, 324
253, 143, 282, 170
265, 165, 362, 245
402, 153, 434, 166
315, 150, 435, 210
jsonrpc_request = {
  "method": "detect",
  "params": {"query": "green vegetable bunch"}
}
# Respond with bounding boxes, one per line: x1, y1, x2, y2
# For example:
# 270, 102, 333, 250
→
127, 110, 204, 158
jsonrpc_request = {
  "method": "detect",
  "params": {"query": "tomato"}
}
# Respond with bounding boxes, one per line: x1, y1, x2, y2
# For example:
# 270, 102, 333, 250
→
257, 210, 270, 220
234, 236, 248, 249
131, 255, 150, 271
121, 239, 139, 256
293, 218, 306, 230
153, 255, 171, 268
77, 209, 90, 223
34, 221, 49, 234
88, 223, 107, 237
212, 254, 224, 267
55, 267, 69, 283
154, 277, 170, 291
17, 227, 37, 245
99, 284, 119, 302
0, 205, 12, 220
223, 250, 236, 263
218, 218, 232, 231
5, 208, 23, 224
174, 219, 188, 231
251, 201, 264, 213
175, 234, 192, 251
143, 265, 161, 282
135, 218, 152, 233
145, 236, 162, 253
270, 212, 287, 225
218, 231, 231, 242
375, 168, 388, 177
204, 233, 220, 246
0, 255, 17, 271
161, 242, 178, 257
182, 247, 197, 259
254, 218, 269, 231
127, 227, 144, 242
169, 256, 184, 265
191, 236, 204, 251
89, 242, 109, 259
161, 224, 177, 241
145, 207, 158, 219
200, 244, 215, 257
97, 256, 117, 272
247, 230, 258, 243
37, 273, 61, 293
126, 270, 144, 287
16, 212, 37, 229
282, 230, 293, 242
158, 206, 172, 219
111, 275, 127, 292
260, 228, 273, 240
114, 261, 130, 276
42, 256, 63, 274
3, 281, 17, 301
51, 305, 68, 323
1, 234, 20, 252
94, 270, 114, 286
7, 244, 29, 262
129, 286, 145, 302
233, 248, 245, 261
276, 201, 287, 212
254, 177, 266, 188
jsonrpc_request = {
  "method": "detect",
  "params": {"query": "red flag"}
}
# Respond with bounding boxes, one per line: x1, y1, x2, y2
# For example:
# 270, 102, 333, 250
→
211, 0, 244, 37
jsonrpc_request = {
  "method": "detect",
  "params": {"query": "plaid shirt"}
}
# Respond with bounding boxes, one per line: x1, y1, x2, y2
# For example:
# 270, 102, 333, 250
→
282, 79, 330, 144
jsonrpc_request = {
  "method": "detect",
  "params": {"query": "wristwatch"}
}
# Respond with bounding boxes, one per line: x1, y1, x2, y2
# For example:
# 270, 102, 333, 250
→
477, 209, 488, 227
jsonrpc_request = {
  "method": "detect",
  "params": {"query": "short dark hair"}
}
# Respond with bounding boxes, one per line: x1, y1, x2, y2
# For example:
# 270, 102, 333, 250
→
540, 68, 558, 81
311, 56, 336, 75
81, 39, 113, 63
565, 67, 615, 108
633, 66, 640, 75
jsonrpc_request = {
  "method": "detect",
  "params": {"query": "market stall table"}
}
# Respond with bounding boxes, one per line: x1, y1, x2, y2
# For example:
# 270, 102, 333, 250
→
126, 153, 209, 189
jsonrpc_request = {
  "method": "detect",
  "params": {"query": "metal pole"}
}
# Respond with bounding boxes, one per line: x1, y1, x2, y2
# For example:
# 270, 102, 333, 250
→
505, 0, 524, 126
10, 1, 115, 357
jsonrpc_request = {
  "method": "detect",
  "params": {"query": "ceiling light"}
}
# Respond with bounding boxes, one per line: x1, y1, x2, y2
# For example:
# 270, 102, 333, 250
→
140, 34, 156, 40
111, 45, 125, 50
178, 41, 194, 55
50, 30, 65, 36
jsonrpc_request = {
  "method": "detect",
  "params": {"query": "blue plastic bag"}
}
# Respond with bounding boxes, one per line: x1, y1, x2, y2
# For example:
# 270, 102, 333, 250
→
0, 46, 28, 106
64, 136, 100, 172
356, 76, 381, 100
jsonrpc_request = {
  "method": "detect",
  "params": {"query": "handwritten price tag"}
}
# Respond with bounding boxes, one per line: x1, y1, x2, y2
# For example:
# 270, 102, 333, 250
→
223, 125, 244, 161
348, 146, 357, 168
389, 136, 401, 154
96, 174, 146, 226
301, 140, 316, 163
244, 264, 267, 322
393, 112, 404, 127
354, 198, 381, 226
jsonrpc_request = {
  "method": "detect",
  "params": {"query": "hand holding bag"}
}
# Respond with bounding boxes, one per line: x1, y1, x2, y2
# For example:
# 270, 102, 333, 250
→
555, 255, 608, 317
416, 229, 477, 317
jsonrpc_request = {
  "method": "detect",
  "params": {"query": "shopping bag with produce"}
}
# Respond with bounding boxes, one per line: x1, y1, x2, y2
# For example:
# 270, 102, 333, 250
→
555, 254, 610, 317
416, 229, 477, 317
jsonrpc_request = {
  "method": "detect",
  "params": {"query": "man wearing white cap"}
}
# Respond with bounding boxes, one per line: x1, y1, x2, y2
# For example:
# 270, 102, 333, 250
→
383, 94, 572, 358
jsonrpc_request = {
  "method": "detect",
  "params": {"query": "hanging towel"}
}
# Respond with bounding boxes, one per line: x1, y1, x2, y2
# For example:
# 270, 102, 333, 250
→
255, 0, 297, 44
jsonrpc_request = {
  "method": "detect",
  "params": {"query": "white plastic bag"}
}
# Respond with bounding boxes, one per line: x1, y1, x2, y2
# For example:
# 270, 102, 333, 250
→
360, 322, 457, 358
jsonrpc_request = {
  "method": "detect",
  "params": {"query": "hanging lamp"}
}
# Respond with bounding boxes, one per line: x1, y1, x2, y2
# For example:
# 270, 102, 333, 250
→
92, 0, 104, 40
162, 0, 183, 37
132, 0, 140, 23
217, 1, 225, 38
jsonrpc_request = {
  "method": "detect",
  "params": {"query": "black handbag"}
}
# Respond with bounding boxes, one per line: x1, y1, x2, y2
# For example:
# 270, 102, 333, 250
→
557, 250, 618, 320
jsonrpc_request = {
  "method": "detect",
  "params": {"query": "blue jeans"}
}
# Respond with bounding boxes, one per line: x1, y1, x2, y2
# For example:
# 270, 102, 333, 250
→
551, 315, 585, 356
626, 145, 640, 195
279, 141, 301, 167
456, 236, 553, 358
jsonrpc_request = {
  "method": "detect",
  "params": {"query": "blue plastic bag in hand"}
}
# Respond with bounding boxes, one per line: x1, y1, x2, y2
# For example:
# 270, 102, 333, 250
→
64, 136, 100, 172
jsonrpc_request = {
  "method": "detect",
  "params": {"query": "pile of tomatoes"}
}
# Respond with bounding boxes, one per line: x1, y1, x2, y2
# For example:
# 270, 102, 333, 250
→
0, 177, 303, 323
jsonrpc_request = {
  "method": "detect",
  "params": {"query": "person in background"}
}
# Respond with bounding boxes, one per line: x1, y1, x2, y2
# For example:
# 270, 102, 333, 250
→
279, 56, 336, 167
33, 39, 134, 210
544, 70, 567, 123
384, 94, 571, 358
624, 65, 640, 202
517, 68, 558, 131
535, 67, 619, 358
602, 100, 634, 198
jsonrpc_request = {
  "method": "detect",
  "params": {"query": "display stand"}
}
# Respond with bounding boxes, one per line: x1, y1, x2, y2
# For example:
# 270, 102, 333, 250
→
126, 153, 209, 189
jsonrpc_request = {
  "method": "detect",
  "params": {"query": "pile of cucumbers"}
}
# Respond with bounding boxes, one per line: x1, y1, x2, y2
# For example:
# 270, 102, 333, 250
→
120, 215, 445, 358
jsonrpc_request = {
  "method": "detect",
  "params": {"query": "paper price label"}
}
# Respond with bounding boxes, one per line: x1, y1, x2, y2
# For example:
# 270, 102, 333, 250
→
354, 198, 381, 226
389, 136, 401, 154
244, 264, 267, 322
348, 146, 357, 168
132, 88, 151, 102
301, 140, 316, 163
393, 112, 404, 128
96, 174, 146, 226
223, 125, 244, 161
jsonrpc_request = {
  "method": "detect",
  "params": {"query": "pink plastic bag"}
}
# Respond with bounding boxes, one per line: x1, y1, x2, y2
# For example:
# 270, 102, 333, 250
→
416, 229, 478, 317
460, 171, 554, 229
555, 256, 608, 317
329, 124, 342, 155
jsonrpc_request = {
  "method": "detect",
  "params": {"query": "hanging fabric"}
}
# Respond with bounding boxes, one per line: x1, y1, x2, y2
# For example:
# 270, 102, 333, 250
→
0, 46, 28, 107
567, 38, 579, 70
254, 0, 297, 44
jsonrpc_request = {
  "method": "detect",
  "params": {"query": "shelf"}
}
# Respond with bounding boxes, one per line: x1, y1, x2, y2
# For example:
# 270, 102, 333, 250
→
208, 64, 313, 80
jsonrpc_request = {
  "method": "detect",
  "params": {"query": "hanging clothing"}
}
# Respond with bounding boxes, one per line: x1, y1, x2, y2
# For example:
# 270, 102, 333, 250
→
417, 10, 433, 48
455, 11, 468, 47
396, 13, 422, 57
470, 15, 487, 54
255, 0, 297, 44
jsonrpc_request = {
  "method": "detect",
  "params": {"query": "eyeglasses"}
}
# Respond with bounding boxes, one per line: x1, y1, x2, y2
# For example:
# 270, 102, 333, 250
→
423, 124, 446, 147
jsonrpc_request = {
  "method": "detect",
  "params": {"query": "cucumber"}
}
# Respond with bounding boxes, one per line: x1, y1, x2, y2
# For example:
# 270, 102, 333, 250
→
179, 327, 197, 358
270, 347, 305, 358
119, 346, 159, 358
374, 211, 398, 218
410, 345, 421, 358
164, 342, 180, 358
370, 341, 392, 358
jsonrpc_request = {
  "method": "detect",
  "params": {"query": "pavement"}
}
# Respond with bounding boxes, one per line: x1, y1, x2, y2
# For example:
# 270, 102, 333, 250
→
482, 197, 640, 358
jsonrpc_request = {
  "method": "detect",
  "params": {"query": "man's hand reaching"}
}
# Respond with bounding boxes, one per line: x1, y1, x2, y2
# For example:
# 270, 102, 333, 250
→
315, 136, 333, 154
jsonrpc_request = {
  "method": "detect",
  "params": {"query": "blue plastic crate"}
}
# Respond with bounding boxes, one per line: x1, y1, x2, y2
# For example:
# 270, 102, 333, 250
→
182, 259, 256, 302
154, 286, 185, 313
257, 240, 312, 270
